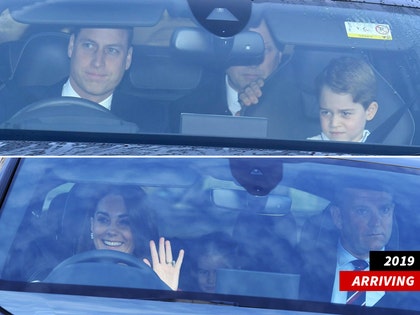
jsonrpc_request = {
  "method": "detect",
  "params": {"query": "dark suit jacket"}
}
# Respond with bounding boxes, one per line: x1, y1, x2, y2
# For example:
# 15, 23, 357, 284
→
242, 62, 310, 140
1, 80, 168, 133
170, 62, 311, 140
169, 70, 228, 132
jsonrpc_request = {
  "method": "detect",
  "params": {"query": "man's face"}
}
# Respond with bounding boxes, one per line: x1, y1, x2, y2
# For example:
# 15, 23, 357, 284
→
67, 28, 133, 103
331, 188, 394, 259
319, 86, 377, 142
226, 21, 281, 91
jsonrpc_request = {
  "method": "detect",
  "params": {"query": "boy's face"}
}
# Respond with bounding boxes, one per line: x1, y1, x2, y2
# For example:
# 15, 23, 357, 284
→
319, 86, 378, 142
196, 254, 230, 293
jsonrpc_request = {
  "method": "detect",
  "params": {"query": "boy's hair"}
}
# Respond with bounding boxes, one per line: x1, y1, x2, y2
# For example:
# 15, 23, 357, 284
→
317, 56, 377, 109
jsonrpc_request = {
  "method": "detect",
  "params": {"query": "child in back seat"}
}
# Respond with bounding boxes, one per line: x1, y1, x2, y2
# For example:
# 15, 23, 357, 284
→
308, 56, 378, 142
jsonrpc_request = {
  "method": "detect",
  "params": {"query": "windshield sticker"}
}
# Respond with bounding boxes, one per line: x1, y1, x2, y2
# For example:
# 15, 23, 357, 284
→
345, 22, 392, 40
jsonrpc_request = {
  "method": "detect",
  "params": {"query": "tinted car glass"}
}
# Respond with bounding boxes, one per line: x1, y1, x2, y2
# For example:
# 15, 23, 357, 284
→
0, 0, 419, 155
0, 157, 419, 314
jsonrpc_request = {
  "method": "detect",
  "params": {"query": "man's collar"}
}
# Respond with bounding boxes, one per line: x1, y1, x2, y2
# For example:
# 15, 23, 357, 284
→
336, 241, 385, 267
225, 75, 242, 116
62, 79, 113, 110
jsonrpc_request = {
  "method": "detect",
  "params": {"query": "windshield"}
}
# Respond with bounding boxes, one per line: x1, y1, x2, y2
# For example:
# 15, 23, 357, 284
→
0, 0, 419, 154
0, 157, 419, 314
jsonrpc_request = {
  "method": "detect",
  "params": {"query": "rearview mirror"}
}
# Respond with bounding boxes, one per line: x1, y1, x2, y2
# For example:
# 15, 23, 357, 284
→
171, 28, 264, 66
211, 188, 291, 215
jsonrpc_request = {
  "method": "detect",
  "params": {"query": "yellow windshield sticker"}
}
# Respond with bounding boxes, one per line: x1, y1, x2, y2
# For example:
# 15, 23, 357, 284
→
345, 22, 392, 40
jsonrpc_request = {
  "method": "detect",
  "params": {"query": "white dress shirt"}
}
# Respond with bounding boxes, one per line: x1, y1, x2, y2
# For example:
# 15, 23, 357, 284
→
308, 130, 370, 142
225, 76, 242, 116
61, 79, 113, 110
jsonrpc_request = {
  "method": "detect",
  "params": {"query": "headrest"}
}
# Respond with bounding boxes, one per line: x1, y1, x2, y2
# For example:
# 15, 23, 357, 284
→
11, 32, 70, 87
122, 45, 203, 100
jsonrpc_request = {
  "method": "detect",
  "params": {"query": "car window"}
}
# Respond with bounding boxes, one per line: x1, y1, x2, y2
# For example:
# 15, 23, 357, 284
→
0, 157, 419, 314
0, 0, 419, 155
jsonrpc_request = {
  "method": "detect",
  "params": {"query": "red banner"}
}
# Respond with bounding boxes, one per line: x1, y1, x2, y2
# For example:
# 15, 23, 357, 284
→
340, 271, 420, 291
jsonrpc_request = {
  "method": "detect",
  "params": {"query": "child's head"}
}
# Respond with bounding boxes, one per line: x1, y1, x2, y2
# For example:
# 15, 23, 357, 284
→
316, 56, 378, 142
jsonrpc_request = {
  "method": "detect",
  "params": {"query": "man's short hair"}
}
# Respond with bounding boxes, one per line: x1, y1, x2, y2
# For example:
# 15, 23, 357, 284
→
246, 14, 285, 51
71, 26, 134, 47
332, 177, 394, 208
316, 56, 377, 109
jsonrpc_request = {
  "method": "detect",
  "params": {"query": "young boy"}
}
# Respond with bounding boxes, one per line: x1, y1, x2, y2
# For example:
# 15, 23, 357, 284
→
308, 56, 378, 142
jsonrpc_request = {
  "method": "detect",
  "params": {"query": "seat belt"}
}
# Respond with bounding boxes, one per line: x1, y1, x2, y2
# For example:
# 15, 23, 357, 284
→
366, 106, 411, 144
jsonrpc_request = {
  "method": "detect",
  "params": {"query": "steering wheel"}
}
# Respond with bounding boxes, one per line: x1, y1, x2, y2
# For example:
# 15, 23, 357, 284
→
2, 96, 139, 133
44, 250, 170, 290
50, 249, 149, 269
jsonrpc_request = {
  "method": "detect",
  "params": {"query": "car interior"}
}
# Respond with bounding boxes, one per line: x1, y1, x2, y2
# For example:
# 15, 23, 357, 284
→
0, 157, 419, 313
0, 159, 302, 290
0, 0, 420, 313
0, 2, 419, 146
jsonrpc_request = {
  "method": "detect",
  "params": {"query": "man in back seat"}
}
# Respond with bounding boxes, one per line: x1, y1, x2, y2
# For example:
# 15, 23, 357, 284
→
170, 17, 307, 140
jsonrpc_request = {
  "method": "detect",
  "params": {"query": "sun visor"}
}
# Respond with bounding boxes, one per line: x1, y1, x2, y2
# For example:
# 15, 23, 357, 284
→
9, 0, 166, 26
30, 158, 200, 187
265, 3, 417, 51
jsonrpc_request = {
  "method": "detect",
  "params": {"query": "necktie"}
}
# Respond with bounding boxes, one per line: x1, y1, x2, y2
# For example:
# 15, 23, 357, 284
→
346, 259, 369, 306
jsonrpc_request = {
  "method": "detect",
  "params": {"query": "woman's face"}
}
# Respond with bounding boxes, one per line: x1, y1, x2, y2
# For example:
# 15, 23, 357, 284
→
90, 193, 135, 254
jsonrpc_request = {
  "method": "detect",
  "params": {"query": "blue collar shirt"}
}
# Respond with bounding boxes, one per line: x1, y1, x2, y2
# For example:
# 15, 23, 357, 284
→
331, 241, 384, 306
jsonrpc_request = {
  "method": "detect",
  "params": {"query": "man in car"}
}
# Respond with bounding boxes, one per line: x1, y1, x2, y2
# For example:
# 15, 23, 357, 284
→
298, 181, 408, 307
170, 17, 308, 140
65, 27, 133, 108
1, 27, 167, 132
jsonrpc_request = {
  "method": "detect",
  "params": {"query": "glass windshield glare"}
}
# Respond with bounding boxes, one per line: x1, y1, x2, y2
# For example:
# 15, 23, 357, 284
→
0, 0, 419, 151
0, 157, 419, 313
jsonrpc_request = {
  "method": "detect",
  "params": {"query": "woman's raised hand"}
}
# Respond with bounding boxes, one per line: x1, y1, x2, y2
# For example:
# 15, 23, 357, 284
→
143, 237, 184, 291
